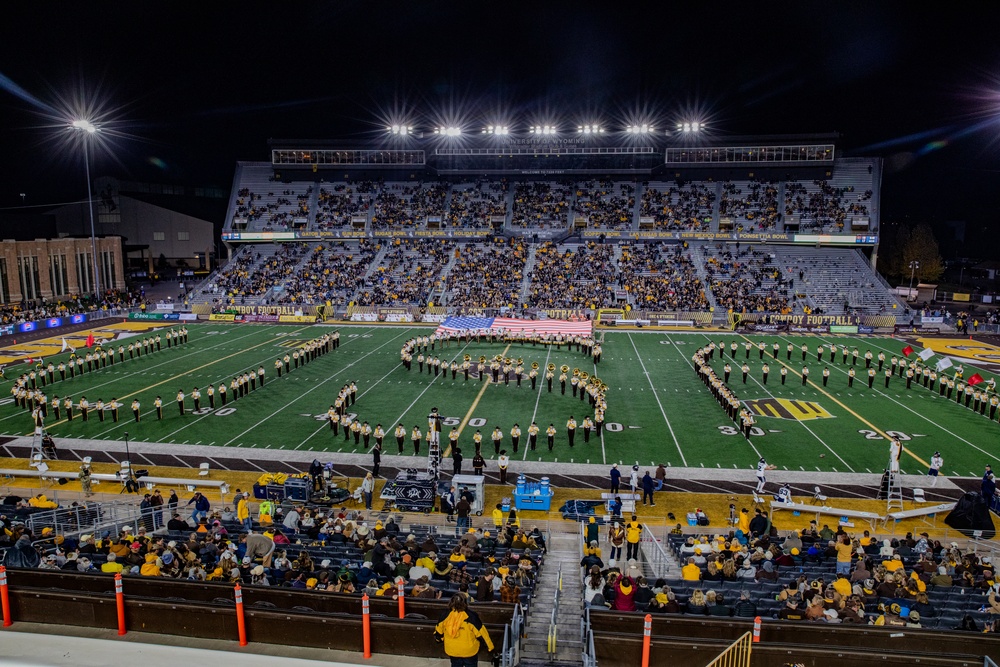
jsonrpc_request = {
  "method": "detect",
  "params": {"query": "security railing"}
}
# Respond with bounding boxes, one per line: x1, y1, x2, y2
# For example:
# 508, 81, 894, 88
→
704, 631, 753, 667
26, 501, 148, 539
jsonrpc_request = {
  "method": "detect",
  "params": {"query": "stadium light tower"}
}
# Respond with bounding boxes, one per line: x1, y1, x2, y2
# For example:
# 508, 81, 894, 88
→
676, 121, 705, 133
578, 124, 604, 134
69, 119, 101, 301
530, 125, 557, 135
387, 124, 414, 136
626, 124, 653, 134
483, 125, 509, 135
434, 126, 462, 137
908, 260, 920, 297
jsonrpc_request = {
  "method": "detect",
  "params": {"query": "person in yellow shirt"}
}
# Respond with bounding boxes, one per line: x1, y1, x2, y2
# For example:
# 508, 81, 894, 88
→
433, 594, 495, 664
835, 535, 854, 576
101, 552, 124, 574
883, 554, 904, 573
682, 557, 702, 581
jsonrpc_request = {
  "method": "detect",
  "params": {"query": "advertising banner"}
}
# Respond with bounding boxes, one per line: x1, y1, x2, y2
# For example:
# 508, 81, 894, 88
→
239, 314, 281, 323
208, 314, 236, 322
179, 313, 198, 321
787, 324, 830, 334
829, 325, 860, 334
128, 313, 167, 321
278, 315, 318, 323
741, 322, 788, 333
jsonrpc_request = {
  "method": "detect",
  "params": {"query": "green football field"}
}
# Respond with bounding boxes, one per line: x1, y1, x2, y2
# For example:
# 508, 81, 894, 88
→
2, 324, 998, 477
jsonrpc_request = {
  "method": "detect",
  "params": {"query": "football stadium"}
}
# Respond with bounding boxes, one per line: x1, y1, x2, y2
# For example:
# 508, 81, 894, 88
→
3, 127, 1000, 667
3, 7, 1000, 667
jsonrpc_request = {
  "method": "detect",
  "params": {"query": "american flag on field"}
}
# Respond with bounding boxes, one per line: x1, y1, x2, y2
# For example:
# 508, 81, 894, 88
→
435, 316, 592, 337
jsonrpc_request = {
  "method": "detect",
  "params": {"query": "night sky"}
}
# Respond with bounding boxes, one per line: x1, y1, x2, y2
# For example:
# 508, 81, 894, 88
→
1, 2, 998, 250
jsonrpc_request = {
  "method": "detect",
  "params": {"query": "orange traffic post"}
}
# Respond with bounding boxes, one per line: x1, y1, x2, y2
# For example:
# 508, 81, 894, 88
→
234, 584, 247, 646
397, 578, 405, 619
641, 614, 651, 667
362, 593, 372, 659
753, 616, 761, 643
114, 573, 126, 635
0, 566, 11, 627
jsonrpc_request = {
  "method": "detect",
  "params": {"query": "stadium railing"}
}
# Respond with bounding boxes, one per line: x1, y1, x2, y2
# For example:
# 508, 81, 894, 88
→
639, 525, 675, 580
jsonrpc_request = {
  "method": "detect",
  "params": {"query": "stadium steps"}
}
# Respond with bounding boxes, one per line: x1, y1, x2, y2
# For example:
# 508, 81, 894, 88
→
520, 531, 585, 665
306, 185, 319, 229
777, 181, 788, 232
504, 187, 515, 232
711, 181, 722, 231
432, 252, 460, 305
632, 181, 644, 228
689, 244, 720, 314
518, 244, 539, 303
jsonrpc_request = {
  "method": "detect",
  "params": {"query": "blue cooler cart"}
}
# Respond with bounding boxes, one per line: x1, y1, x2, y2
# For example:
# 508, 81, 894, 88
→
513, 475, 554, 511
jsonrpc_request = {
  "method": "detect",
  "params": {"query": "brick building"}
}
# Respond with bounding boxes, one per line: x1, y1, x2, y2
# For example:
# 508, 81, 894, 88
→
0, 236, 125, 304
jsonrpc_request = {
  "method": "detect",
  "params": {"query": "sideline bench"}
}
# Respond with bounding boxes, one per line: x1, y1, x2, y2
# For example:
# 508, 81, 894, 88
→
883, 502, 956, 531
0, 468, 228, 501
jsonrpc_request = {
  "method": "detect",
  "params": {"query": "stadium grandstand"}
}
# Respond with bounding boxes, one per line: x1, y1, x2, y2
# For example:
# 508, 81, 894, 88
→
195, 131, 903, 325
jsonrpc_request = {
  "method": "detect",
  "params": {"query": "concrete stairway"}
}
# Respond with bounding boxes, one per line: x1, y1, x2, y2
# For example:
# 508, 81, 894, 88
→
519, 531, 584, 666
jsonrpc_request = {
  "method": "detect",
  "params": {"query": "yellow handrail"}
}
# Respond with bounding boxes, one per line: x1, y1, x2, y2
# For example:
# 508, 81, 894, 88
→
703, 631, 753, 667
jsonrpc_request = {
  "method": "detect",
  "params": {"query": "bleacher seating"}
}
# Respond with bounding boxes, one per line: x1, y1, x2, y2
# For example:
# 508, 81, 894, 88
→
442, 239, 528, 309
640, 181, 716, 231
315, 182, 375, 230
271, 241, 378, 305
617, 242, 708, 311
702, 243, 792, 314
371, 181, 449, 229
526, 242, 618, 309
230, 164, 314, 232
448, 181, 507, 229
574, 180, 635, 230
355, 239, 454, 306
718, 180, 780, 231
512, 182, 571, 230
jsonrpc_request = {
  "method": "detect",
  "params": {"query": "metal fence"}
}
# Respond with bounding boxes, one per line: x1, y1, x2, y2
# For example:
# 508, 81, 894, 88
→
704, 631, 753, 667
26, 501, 147, 539
639, 525, 675, 580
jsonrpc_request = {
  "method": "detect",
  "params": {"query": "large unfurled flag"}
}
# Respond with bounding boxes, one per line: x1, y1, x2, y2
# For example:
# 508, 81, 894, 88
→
918, 348, 935, 362
85, 333, 95, 348
968, 373, 985, 386
935, 357, 953, 372
61, 337, 69, 353
902, 345, 914, 357
435, 316, 593, 338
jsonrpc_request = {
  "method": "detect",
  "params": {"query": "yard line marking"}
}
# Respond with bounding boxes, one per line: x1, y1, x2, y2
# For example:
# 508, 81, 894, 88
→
391, 342, 472, 433
725, 336, 854, 471
524, 346, 552, 462
205, 456, 227, 470
159, 328, 374, 442
666, 335, 762, 461
293, 339, 413, 452
750, 334, 929, 469
21, 325, 317, 435
223, 330, 407, 447
0, 328, 268, 426
244, 459, 268, 473
171, 455, 188, 467
629, 333, 686, 466
590, 348, 607, 466
442, 344, 511, 459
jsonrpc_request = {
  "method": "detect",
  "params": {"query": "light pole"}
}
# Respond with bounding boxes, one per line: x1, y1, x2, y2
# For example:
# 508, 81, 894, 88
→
908, 260, 920, 300
70, 119, 101, 302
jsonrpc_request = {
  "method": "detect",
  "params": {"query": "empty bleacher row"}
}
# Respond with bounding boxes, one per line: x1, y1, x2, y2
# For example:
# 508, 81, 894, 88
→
195, 238, 902, 315
225, 159, 878, 235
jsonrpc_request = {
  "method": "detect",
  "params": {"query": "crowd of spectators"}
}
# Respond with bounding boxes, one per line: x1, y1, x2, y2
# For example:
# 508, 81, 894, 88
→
448, 181, 508, 229
640, 182, 716, 231
233, 186, 313, 231
272, 241, 379, 305
719, 180, 781, 231
209, 244, 310, 304
526, 242, 618, 309
0, 497, 542, 605
574, 181, 635, 230
443, 239, 527, 309
315, 183, 376, 229
355, 239, 454, 306
616, 243, 708, 311
512, 182, 571, 229
0, 290, 141, 326
583, 518, 1000, 631
784, 180, 870, 233
703, 244, 791, 314
371, 182, 449, 229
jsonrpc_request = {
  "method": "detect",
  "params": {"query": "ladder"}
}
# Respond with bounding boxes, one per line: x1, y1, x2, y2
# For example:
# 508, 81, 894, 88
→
886, 469, 904, 511
29, 425, 49, 463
